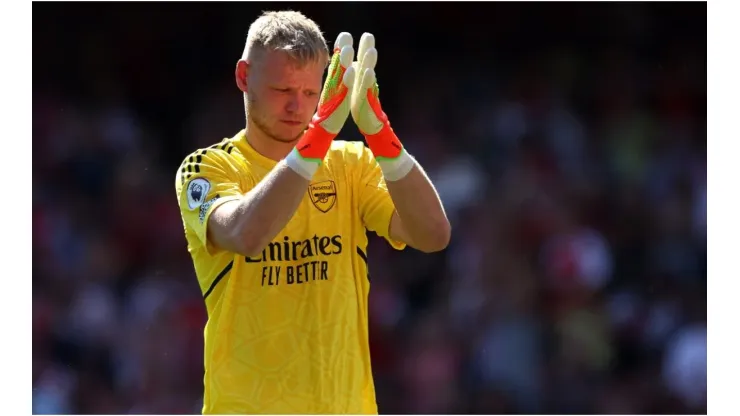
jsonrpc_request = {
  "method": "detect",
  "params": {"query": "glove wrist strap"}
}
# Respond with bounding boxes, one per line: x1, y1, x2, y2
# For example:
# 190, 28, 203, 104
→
365, 124, 414, 181
377, 148, 415, 181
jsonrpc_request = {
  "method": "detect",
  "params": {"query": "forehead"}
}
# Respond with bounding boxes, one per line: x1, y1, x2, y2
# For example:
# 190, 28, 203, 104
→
256, 50, 325, 85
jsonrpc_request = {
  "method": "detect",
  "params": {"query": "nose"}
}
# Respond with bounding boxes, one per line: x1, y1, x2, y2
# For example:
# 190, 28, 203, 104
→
285, 91, 302, 114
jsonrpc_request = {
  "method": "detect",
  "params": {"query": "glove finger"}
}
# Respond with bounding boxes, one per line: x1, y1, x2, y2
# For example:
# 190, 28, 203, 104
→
321, 44, 352, 106
361, 67, 376, 92
334, 32, 353, 53
357, 33, 375, 67
342, 65, 356, 90
339, 44, 354, 69
361, 47, 378, 73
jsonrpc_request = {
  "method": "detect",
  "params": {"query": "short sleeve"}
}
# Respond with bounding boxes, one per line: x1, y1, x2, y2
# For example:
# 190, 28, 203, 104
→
175, 149, 246, 255
353, 144, 406, 251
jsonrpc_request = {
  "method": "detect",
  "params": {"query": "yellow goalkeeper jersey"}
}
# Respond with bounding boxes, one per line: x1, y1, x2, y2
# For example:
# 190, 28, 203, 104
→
175, 130, 405, 414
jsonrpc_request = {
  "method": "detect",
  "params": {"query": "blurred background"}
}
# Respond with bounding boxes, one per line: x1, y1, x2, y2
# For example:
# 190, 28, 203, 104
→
32, 2, 706, 414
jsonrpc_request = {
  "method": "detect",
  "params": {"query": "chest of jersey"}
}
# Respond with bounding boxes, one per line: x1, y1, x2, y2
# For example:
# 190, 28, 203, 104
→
235, 163, 364, 292
242, 161, 353, 239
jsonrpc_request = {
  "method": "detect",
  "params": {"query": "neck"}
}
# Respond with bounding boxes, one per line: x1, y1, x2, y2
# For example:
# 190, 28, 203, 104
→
244, 121, 296, 162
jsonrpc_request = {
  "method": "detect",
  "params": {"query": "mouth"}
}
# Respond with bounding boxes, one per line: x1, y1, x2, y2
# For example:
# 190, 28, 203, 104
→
281, 120, 302, 126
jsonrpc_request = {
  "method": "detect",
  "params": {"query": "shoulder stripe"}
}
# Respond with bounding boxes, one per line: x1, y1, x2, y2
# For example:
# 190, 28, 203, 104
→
179, 141, 237, 187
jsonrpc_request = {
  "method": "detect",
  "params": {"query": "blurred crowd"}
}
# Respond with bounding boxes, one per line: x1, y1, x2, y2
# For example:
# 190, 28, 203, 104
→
32, 3, 706, 414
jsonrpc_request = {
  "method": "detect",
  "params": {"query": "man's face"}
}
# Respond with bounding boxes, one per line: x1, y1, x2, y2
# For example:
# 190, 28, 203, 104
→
247, 50, 325, 143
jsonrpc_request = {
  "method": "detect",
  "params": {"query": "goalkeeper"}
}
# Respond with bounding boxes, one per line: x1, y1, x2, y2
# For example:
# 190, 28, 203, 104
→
175, 10, 450, 414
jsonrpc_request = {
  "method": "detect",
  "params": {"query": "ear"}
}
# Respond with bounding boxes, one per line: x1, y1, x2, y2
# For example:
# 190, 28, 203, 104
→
235, 60, 249, 93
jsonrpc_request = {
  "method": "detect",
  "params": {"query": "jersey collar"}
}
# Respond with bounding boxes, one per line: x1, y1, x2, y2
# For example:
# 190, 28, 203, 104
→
232, 129, 278, 170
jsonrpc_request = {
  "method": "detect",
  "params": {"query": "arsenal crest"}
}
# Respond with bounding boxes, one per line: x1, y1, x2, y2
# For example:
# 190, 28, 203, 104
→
308, 180, 337, 213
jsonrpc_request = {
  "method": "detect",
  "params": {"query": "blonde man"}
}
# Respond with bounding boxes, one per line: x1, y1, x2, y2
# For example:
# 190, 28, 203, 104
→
176, 10, 450, 414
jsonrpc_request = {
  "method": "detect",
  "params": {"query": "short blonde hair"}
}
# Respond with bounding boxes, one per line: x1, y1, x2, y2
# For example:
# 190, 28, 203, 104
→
242, 10, 329, 66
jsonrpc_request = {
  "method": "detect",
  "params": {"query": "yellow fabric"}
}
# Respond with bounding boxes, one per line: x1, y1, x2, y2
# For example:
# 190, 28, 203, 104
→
175, 130, 405, 414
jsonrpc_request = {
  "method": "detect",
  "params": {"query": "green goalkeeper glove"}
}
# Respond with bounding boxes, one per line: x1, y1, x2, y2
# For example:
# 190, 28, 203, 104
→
351, 33, 414, 181
286, 32, 356, 180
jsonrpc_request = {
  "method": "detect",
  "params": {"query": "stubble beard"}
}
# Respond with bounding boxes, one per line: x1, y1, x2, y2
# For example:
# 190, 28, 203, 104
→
247, 93, 305, 144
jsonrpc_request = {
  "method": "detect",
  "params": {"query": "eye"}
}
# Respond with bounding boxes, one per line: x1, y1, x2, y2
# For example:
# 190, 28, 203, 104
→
272, 87, 290, 93
305, 91, 319, 97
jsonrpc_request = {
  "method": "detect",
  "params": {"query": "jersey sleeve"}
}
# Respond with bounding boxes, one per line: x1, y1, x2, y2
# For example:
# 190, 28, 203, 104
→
352, 143, 407, 251
175, 148, 247, 255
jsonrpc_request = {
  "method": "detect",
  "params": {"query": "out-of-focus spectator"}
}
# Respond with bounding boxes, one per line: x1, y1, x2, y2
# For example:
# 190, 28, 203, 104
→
663, 323, 707, 410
